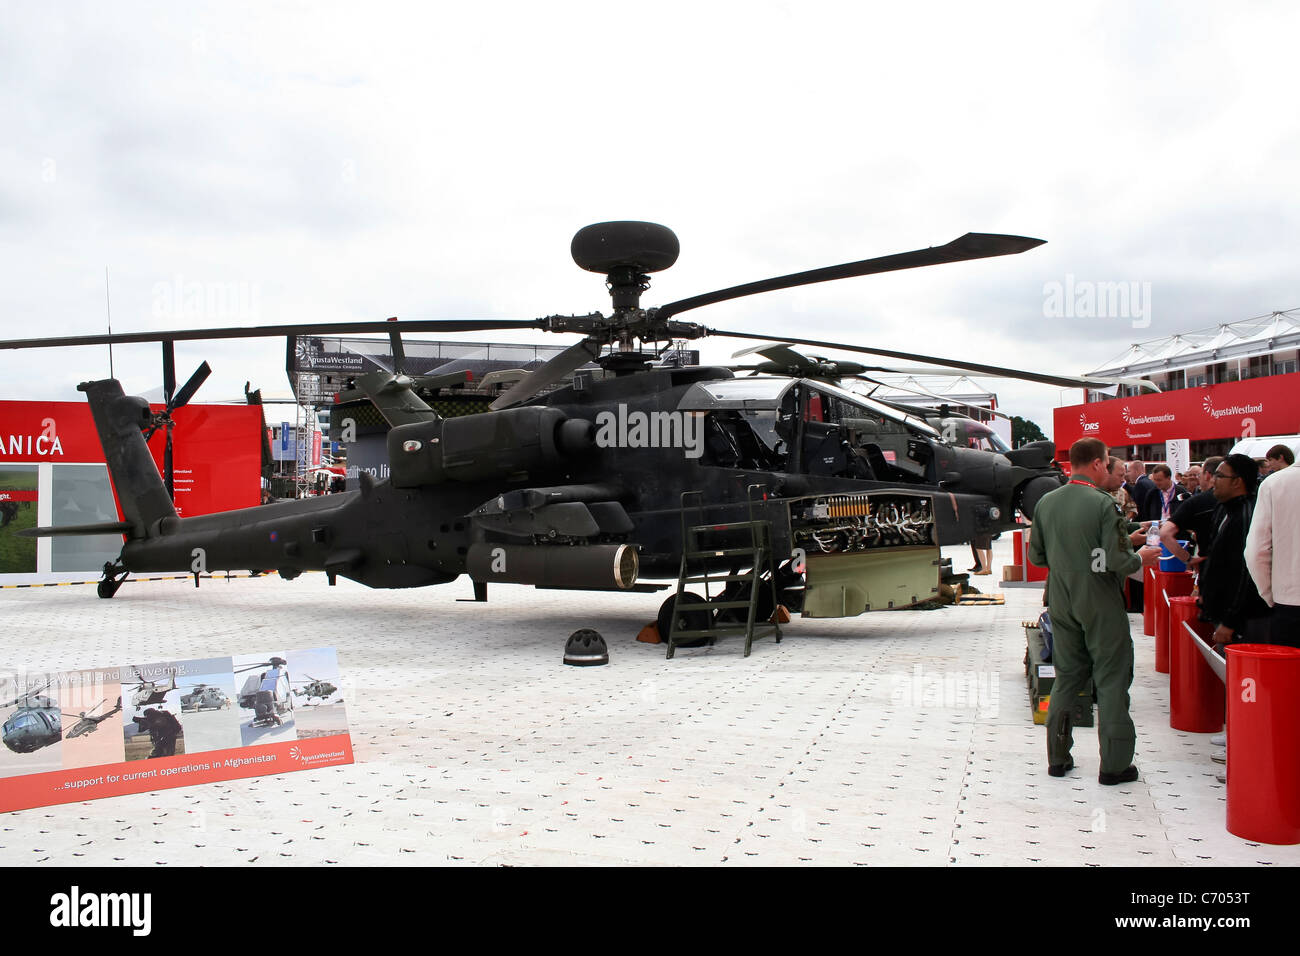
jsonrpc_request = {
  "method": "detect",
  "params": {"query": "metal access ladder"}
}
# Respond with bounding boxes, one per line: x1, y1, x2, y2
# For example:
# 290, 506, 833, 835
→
666, 486, 783, 659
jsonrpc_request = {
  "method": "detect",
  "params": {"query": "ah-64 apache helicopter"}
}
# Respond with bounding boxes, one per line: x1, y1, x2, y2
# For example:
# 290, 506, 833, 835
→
4, 223, 1151, 648
62, 696, 123, 740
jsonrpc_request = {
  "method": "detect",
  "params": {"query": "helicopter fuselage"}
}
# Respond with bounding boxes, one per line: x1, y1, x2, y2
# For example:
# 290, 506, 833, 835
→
106, 366, 1062, 605
2, 701, 62, 753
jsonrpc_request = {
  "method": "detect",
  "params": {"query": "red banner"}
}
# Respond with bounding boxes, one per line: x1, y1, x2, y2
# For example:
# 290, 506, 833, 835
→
1054, 372, 1300, 457
0, 735, 353, 814
0, 400, 261, 517
0, 401, 108, 461
144, 405, 263, 517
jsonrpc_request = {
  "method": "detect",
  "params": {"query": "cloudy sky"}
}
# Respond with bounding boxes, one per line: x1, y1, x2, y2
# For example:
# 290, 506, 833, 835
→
2, 2, 1296, 434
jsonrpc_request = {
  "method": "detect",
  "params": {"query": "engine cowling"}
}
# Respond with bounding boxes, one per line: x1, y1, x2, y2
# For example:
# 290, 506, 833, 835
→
388, 407, 596, 488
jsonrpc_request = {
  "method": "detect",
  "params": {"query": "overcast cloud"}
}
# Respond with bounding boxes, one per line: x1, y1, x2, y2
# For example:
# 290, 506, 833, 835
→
1, 1, 1296, 433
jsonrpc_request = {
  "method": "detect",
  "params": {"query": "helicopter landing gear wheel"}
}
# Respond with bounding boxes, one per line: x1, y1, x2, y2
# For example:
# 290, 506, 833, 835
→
97, 562, 128, 599
658, 592, 714, 652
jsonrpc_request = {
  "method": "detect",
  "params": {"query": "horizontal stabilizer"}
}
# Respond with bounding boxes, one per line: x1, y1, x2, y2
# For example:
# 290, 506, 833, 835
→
19, 521, 133, 539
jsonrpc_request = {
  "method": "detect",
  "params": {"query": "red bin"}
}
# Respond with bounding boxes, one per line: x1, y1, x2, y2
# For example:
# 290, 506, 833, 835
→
1142, 566, 1157, 638
1155, 571, 1195, 674
1225, 644, 1300, 844
1168, 596, 1224, 732
1019, 529, 1047, 582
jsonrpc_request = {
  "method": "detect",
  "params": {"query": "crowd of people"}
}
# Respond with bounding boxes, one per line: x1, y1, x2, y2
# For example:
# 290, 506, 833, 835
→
1027, 437, 1297, 785
1117, 443, 1296, 650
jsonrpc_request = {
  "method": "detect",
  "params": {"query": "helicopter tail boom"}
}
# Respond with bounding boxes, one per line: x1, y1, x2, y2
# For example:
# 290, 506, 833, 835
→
78, 379, 179, 538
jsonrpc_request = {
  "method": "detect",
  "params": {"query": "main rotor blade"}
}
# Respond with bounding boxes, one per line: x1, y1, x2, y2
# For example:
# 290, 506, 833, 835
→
710, 330, 1126, 391
730, 343, 809, 368
0, 318, 550, 351
389, 327, 406, 375
407, 370, 472, 391
489, 336, 603, 410
657, 233, 1045, 319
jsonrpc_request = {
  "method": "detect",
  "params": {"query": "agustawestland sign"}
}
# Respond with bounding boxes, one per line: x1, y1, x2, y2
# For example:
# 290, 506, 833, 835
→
1054, 371, 1300, 456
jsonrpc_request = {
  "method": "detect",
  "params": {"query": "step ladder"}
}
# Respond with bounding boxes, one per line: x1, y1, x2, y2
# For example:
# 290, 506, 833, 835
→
666, 486, 783, 659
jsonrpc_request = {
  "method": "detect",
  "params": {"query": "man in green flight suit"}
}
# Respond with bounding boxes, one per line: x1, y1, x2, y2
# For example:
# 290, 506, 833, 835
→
1029, 438, 1161, 785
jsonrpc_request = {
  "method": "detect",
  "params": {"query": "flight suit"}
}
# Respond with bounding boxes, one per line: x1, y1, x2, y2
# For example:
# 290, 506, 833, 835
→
1028, 477, 1142, 774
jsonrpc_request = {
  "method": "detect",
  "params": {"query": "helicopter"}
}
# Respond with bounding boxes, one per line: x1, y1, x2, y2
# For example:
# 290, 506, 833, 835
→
62, 696, 124, 739
1, 680, 62, 754
125, 666, 178, 709
292, 676, 338, 703
234, 658, 293, 726
179, 684, 231, 712
4, 222, 1155, 639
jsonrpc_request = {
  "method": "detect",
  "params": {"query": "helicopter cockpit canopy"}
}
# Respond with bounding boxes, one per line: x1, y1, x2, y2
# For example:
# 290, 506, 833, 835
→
677, 376, 939, 438
943, 417, 1011, 454
678, 376, 943, 480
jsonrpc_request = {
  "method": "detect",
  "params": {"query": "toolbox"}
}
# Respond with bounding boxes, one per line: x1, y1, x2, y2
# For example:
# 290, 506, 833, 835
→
1024, 620, 1095, 727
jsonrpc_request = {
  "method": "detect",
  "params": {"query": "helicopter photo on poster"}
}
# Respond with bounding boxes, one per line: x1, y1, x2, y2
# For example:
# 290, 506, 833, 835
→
0, 465, 38, 575
0, 669, 64, 778
120, 664, 187, 762
0, 648, 353, 814
283, 647, 348, 741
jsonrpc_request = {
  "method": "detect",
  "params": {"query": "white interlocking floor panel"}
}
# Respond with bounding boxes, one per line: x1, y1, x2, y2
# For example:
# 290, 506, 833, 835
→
1, 539, 1297, 866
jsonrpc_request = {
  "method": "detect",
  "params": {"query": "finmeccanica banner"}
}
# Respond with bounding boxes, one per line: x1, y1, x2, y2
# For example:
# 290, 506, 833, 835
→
0, 400, 262, 517
1053, 371, 1300, 455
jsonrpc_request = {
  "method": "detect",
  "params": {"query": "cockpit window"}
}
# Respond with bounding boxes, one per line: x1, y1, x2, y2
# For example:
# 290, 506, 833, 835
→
964, 421, 1011, 453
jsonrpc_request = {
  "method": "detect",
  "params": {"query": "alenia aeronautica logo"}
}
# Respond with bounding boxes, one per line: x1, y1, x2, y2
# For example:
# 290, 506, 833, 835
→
1120, 405, 1175, 426
50, 886, 151, 936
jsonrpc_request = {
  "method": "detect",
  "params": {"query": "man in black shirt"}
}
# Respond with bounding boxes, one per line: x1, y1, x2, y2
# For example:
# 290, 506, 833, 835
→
1198, 455, 1271, 648
1160, 456, 1223, 566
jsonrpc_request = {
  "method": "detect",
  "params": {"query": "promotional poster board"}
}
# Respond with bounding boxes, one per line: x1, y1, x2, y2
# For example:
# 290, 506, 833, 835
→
0, 647, 351, 813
